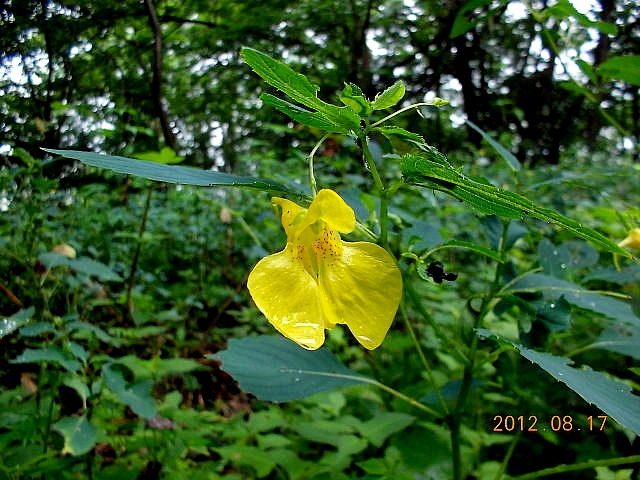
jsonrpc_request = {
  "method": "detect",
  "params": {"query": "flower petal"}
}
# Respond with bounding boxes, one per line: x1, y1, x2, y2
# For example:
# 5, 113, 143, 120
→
319, 241, 402, 349
247, 247, 327, 350
301, 189, 356, 234
272, 197, 307, 238
619, 228, 640, 251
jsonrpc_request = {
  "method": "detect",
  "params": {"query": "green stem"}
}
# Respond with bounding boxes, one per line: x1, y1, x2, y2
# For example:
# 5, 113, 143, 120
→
400, 302, 450, 416
510, 455, 640, 480
308, 133, 330, 197
125, 184, 154, 318
319, 372, 440, 417
369, 379, 441, 417
450, 220, 510, 480
495, 431, 521, 480
404, 273, 468, 364
357, 133, 389, 248
370, 101, 447, 128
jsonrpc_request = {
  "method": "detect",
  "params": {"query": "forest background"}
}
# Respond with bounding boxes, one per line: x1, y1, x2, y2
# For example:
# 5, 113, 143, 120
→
1, 0, 639, 479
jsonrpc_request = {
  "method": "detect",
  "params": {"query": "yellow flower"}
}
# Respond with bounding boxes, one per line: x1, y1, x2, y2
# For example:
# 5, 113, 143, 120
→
619, 228, 640, 251
247, 189, 402, 350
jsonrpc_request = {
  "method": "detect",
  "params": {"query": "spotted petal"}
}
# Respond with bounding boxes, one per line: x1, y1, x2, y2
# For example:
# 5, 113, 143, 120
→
320, 241, 402, 349
247, 246, 328, 350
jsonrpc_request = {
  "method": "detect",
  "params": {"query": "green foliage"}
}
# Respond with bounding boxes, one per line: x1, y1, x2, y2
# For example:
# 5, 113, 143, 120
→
43, 149, 295, 195
1, 12, 639, 480
478, 329, 640, 435
212, 336, 370, 402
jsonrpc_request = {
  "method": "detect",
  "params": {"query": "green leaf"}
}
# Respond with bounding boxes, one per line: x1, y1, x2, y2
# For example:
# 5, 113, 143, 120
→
211, 336, 372, 402
591, 325, 640, 360
377, 126, 425, 153
357, 412, 415, 447
42, 149, 294, 195
340, 83, 372, 117
543, 0, 617, 35
436, 240, 504, 263
135, 146, 184, 164
371, 81, 406, 110
401, 152, 630, 257
67, 321, 121, 346
241, 47, 360, 132
102, 363, 157, 419
1, 307, 35, 339
52, 416, 97, 456
506, 273, 640, 327
293, 419, 355, 447
357, 458, 389, 475
38, 251, 72, 269
478, 329, 640, 436
215, 445, 276, 478
450, 0, 497, 38
63, 375, 91, 409
598, 55, 640, 87
261, 94, 348, 132
465, 119, 521, 172
11, 347, 81, 372
68, 257, 122, 282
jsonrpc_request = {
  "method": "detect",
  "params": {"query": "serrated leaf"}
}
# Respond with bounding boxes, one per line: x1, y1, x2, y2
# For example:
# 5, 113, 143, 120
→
67, 321, 121, 346
465, 120, 521, 171
1, 307, 35, 339
42, 149, 294, 195
371, 81, 405, 110
53, 416, 97, 456
66, 341, 89, 363
261, 94, 349, 132
241, 48, 360, 132
215, 446, 277, 477
11, 347, 81, 372
477, 329, 640, 435
506, 273, 640, 327
377, 126, 425, 153
340, 83, 372, 117
68, 257, 122, 282
401, 152, 630, 257
598, 55, 640, 86
102, 363, 157, 419
357, 412, 415, 447
591, 324, 640, 360
211, 336, 371, 402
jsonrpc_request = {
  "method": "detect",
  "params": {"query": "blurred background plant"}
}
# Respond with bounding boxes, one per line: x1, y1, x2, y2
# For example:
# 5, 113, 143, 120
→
1, 0, 638, 479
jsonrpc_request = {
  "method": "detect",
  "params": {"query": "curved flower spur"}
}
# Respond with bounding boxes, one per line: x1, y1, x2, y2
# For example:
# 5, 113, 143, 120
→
247, 189, 402, 350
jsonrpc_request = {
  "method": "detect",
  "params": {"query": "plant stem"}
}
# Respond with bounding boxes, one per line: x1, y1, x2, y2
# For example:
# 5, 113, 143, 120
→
357, 133, 389, 248
400, 302, 450, 416
511, 455, 640, 480
449, 220, 510, 480
308, 133, 330, 196
125, 184, 153, 318
370, 101, 447, 128
369, 379, 441, 417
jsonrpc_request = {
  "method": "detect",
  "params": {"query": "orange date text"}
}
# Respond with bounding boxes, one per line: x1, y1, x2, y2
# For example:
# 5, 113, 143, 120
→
491, 415, 607, 432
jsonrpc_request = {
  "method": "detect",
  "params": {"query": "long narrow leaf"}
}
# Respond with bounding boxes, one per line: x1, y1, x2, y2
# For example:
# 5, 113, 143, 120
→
43, 149, 295, 195
241, 48, 360, 132
478, 329, 640, 436
401, 153, 630, 257
466, 119, 521, 171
